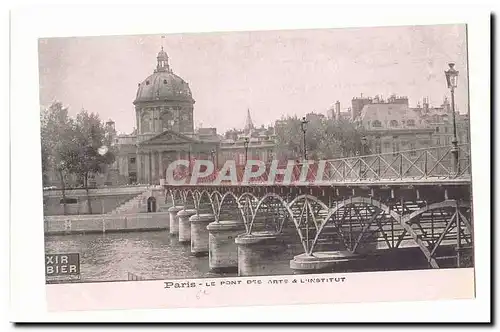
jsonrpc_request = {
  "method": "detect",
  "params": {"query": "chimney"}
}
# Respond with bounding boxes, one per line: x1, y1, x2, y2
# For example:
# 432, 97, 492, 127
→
335, 100, 340, 119
423, 97, 429, 113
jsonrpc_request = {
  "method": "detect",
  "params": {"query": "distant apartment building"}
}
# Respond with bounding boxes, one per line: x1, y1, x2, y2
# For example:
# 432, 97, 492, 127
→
415, 97, 470, 146
355, 95, 434, 155
327, 100, 351, 121
218, 109, 276, 166
348, 93, 469, 156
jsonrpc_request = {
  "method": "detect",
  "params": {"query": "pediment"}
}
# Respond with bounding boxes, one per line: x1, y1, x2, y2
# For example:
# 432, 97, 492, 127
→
139, 130, 198, 146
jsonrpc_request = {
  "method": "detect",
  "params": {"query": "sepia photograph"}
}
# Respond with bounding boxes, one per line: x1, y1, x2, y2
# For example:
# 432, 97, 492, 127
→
39, 24, 474, 285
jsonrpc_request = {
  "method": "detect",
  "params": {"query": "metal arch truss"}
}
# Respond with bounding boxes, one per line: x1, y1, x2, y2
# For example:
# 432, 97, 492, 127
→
167, 188, 473, 269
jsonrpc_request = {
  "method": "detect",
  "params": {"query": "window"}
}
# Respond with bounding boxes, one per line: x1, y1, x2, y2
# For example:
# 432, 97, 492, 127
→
390, 120, 399, 127
146, 80, 150, 85
392, 141, 400, 156
128, 172, 137, 184
372, 120, 382, 128
392, 136, 400, 156
436, 137, 441, 145
130, 157, 136, 164
409, 143, 416, 156
60, 198, 77, 204
407, 119, 415, 127
444, 127, 448, 133
435, 127, 439, 133
375, 138, 382, 154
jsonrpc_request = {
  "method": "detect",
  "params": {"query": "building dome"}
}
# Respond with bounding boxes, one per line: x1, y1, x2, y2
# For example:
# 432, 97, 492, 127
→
134, 47, 194, 104
134, 71, 193, 103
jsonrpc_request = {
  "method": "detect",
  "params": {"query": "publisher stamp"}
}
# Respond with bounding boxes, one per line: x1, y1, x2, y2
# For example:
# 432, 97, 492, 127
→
45, 253, 80, 282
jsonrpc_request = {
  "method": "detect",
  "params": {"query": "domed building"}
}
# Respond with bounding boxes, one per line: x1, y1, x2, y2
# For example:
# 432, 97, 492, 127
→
113, 46, 220, 185
134, 47, 195, 140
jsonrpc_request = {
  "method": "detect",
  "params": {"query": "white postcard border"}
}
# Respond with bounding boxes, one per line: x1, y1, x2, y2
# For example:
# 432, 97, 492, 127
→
9, 4, 491, 322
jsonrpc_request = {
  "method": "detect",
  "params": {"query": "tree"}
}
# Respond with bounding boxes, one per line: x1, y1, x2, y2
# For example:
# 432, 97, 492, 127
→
324, 118, 371, 158
67, 109, 115, 214
274, 114, 371, 162
40, 102, 75, 215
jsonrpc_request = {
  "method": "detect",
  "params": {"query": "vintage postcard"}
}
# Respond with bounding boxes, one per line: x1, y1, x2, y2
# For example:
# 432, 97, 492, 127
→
9, 5, 491, 323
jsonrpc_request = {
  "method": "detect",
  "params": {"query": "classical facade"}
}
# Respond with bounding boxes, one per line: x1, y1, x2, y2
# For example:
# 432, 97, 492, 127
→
354, 94, 470, 156
357, 100, 434, 155
114, 47, 219, 185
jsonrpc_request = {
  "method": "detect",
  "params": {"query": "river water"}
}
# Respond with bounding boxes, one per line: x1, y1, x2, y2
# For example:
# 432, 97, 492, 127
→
45, 231, 293, 282
45, 229, 454, 283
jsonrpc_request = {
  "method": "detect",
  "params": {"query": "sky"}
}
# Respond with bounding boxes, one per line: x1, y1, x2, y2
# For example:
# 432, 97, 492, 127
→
38, 24, 468, 135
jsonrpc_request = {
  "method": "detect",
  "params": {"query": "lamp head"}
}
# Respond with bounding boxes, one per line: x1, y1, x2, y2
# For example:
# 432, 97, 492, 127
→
445, 63, 459, 89
301, 117, 308, 132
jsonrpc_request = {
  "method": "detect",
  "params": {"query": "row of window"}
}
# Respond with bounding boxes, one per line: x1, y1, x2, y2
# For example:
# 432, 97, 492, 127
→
370, 119, 416, 128
145, 79, 170, 85
435, 126, 450, 133
141, 106, 185, 112
373, 142, 416, 155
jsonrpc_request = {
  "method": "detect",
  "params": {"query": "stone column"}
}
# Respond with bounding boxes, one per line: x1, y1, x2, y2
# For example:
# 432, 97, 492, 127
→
178, 208, 197, 243
289, 251, 361, 275
206, 220, 246, 272
145, 152, 150, 184
168, 206, 184, 236
158, 151, 163, 182
235, 232, 290, 277
136, 153, 142, 184
190, 213, 215, 256
137, 111, 141, 134
151, 151, 157, 184
123, 156, 129, 178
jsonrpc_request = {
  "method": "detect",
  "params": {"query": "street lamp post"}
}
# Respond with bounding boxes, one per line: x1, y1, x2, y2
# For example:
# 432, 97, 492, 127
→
300, 117, 308, 161
210, 149, 216, 166
361, 136, 368, 156
445, 63, 459, 175
187, 145, 192, 176
243, 137, 249, 165
360, 136, 368, 179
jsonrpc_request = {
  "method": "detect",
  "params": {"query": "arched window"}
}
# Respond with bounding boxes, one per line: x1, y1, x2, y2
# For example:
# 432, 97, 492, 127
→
141, 113, 153, 133
390, 120, 399, 127
407, 119, 416, 127
372, 120, 382, 128
160, 111, 174, 131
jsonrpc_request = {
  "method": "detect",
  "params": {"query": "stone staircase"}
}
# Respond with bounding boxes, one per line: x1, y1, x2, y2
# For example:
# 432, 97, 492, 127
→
109, 190, 150, 215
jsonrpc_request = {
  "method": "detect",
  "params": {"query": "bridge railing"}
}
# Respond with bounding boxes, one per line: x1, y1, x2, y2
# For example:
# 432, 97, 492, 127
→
168, 144, 471, 185
320, 143, 471, 182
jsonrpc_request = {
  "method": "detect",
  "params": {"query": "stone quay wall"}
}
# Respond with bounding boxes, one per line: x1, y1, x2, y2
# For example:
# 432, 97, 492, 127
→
44, 212, 170, 235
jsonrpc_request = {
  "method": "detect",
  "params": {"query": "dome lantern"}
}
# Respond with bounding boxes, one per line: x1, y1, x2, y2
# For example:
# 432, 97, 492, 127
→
155, 46, 170, 73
